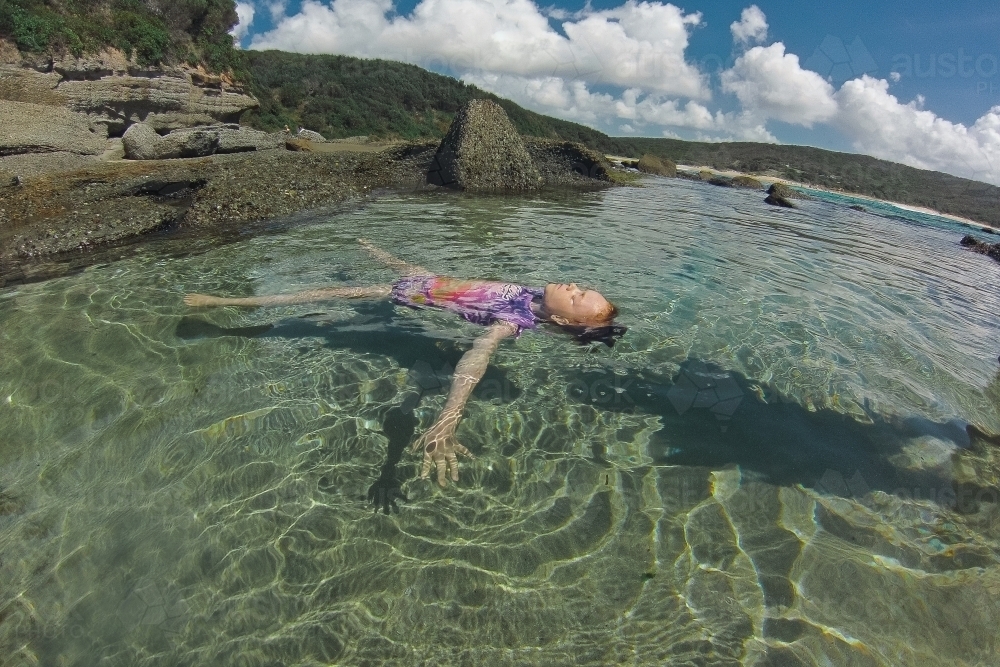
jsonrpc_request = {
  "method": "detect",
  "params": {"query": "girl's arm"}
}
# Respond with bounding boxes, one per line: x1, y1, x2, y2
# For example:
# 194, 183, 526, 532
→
413, 321, 519, 486
184, 285, 391, 307
358, 238, 429, 275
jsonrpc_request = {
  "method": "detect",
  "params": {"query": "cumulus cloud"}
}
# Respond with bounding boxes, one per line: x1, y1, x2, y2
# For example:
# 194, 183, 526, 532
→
461, 71, 776, 141
250, 0, 709, 98
835, 76, 1000, 184
230, 2, 256, 44
730, 5, 767, 45
721, 43, 837, 126
266, 0, 288, 21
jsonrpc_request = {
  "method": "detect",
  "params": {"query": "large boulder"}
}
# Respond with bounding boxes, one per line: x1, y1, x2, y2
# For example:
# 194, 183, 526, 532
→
0, 99, 108, 155
123, 123, 218, 160
768, 182, 807, 199
0, 49, 258, 136
296, 128, 326, 142
731, 175, 762, 189
426, 99, 540, 192
764, 182, 799, 208
637, 154, 676, 177
214, 125, 285, 153
122, 123, 283, 159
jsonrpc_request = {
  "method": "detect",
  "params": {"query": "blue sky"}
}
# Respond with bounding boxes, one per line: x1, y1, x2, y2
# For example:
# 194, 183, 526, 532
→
230, 1, 1000, 184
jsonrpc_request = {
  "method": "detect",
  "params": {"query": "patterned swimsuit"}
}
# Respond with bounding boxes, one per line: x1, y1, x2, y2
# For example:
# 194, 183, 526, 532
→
390, 275, 543, 335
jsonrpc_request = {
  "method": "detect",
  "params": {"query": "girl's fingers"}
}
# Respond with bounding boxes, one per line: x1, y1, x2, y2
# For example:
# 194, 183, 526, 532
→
435, 458, 448, 487
446, 452, 460, 481
420, 455, 433, 480
455, 443, 472, 458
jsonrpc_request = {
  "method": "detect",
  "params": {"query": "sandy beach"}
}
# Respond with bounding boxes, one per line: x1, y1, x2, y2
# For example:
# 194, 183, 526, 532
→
674, 163, 1000, 233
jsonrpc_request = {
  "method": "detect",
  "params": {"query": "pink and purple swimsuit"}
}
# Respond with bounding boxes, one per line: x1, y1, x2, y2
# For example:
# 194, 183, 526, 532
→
390, 275, 543, 335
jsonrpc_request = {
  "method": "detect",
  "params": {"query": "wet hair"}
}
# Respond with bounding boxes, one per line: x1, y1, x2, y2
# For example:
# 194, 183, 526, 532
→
554, 302, 626, 347
558, 322, 629, 348
537, 295, 625, 347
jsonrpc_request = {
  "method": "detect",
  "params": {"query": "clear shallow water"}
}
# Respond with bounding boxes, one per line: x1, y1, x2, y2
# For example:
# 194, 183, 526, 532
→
1, 177, 999, 666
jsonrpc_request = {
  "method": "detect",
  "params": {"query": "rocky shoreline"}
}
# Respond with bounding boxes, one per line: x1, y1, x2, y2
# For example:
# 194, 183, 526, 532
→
0, 135, 615, 287
0, 44, 622, 288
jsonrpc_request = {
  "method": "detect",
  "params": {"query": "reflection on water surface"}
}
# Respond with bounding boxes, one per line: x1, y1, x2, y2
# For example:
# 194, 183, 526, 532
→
1, 178, 999, 666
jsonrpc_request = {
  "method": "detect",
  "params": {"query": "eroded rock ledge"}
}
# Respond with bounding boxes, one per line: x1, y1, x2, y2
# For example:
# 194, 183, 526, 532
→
1, 47, 257, 131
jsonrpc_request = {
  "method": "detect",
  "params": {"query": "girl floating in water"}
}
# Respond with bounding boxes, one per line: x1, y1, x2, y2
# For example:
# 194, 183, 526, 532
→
185, 239, 625, 487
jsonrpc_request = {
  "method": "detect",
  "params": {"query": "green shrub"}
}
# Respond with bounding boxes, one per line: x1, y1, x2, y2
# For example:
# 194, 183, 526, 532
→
0, 0, 239, 71
112, 11, 170, 65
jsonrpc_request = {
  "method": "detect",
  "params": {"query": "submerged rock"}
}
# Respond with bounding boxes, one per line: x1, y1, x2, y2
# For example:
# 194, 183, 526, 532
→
960, 234, 1000, 262
427, 99, 540, 192
765, 194, 796, 208
637, 154, 676, 177
850, 204, 867, 212
731, 175, 762, 189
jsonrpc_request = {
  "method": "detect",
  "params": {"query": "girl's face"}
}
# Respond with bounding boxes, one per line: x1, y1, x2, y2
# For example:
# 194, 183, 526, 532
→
542, 283, 612, 324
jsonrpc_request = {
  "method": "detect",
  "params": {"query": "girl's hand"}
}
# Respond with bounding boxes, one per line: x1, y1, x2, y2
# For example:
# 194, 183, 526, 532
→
412, 415, 474, 487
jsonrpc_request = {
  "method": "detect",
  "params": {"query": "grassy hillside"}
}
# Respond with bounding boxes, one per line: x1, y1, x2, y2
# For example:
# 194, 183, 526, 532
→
0, 0, 241, 70
240, 50, 629, 151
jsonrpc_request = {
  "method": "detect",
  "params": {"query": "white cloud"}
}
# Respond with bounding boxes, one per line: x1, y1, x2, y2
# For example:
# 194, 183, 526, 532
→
461, 71, 776, 141
230, 2, 256, 43
730, 5, 767, 45
721, 43, 837, 126
835, 76, 1000, 184
250, 0, 709, 98
620, 123, 636, 133
267, 0, 288, 21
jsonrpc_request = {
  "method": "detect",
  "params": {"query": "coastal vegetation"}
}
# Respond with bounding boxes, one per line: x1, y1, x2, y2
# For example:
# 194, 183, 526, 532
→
0, 0, 241, 70
238, 50, 618, 148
